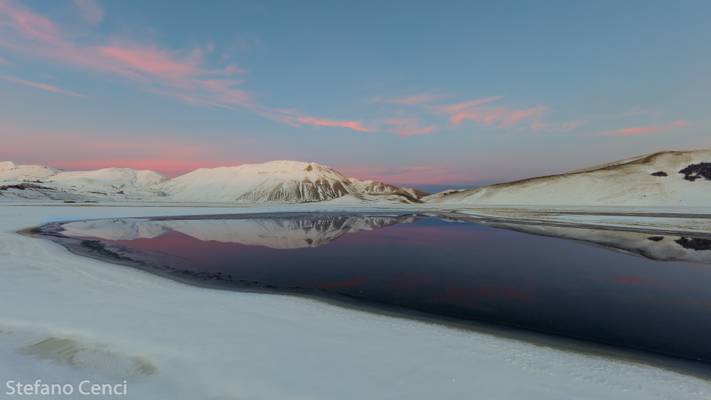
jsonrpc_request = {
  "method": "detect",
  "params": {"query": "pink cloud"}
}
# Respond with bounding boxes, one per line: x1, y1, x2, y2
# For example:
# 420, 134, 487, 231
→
0, 1, 60, 44
295, 117, 370, 132
434, 96, 547, 129
0, 57, 7, 65
531, 119, 585, 133
603, 126, 659, 137
0, 1, 366, 132
601, 120, 689, 137
72, 0, 103, 25
435, 96, 503, 115
1, 75, 85, 97
384, 117, 437, 137
100, 44, 203, 80
449, 105, 546, 127
372, 93, 445, 106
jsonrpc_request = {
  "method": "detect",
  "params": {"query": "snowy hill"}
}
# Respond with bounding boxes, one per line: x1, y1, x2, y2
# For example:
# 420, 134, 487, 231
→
0, 161, 58, 182
0, 160, 425, 204
0, 162, 167, 201
427, 150, 711, 207
48, 168, 166, 194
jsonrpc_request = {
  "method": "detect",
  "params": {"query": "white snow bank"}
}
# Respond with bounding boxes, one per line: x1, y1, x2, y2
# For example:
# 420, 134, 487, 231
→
1, 204, 710, 399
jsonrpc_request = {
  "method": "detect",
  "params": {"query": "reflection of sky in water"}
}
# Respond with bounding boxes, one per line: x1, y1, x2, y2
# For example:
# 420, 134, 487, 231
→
57, 214, 711, 362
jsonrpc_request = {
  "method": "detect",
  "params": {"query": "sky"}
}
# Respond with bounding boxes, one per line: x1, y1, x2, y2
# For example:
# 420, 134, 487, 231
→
1, 0, 710, 188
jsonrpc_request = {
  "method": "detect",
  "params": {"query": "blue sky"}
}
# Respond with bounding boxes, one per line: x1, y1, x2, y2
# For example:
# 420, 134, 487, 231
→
1, 0, 710, 187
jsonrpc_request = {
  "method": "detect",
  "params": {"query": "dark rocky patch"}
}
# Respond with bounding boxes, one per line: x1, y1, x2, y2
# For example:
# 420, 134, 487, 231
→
650, 171, 668, 177
81, 240, 133, 261
647, 236, 665, 242
678, 163, 711, 182
0, 183, 51, 191
675, 237, 711, 251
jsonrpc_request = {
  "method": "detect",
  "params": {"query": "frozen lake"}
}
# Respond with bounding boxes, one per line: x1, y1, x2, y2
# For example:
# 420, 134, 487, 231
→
37, 212, 711, 363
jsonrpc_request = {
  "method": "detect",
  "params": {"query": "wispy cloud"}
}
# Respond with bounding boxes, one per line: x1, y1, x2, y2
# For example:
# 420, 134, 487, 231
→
372, 93, 445, 106
72, 0, 103, 25
622, 105, 654, 117
99, 44, 205, 79
600, 120, 689, 137
383, 117, 436, 137
434, 96, 503, 115
0, 75, 85, 97
294, 116, 370, 132
0, 1, 60, 44
0, 56, 7, 65
452, 105, 546, 127
532, 119, 585, 133
0, 1, 368, 132
435, 96, 546, 128
432, 96, 587, 134
372, 94, 578, 136
436, 96, 545, 128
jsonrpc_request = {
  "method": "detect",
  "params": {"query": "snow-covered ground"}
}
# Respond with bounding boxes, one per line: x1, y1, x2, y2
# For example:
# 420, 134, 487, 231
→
2, 204, 711, 399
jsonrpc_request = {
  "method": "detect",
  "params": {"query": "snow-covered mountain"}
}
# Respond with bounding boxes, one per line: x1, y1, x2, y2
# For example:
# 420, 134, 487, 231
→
158, 160, 424, 203
161, 161, 352, 203
0, 160, 426, 204
427, 150, 711, 207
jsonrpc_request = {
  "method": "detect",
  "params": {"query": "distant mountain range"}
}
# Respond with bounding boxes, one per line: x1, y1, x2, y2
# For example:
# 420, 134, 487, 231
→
0, 160, 427, 204
1, 150, 709, 206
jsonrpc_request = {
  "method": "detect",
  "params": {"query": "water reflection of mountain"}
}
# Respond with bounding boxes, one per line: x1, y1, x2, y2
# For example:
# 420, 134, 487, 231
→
60, 214, 414, 249
477, 221, 711, 264
59, 213, 711, 263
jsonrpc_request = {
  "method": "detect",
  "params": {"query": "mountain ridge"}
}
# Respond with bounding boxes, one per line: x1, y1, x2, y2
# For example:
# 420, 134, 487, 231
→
2, 149, 709, 206
0, 159, 427, 204
427, 149, 711, 207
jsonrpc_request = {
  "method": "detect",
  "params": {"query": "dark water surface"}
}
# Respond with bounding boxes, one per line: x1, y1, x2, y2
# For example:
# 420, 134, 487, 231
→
37, 213, 711, 363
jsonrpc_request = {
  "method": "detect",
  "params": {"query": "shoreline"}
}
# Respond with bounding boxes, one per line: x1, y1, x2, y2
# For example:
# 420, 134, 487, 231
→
27, 210, 711, 381
4, 204, 711, 399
